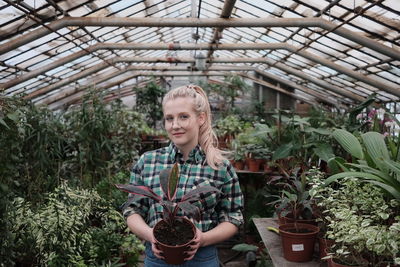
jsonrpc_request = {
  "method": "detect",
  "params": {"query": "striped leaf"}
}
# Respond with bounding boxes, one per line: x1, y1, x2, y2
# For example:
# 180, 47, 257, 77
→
332, 129, 364, 159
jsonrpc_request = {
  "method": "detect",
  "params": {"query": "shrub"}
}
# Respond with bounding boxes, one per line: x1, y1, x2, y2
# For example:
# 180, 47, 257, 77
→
5, 182, 144, 266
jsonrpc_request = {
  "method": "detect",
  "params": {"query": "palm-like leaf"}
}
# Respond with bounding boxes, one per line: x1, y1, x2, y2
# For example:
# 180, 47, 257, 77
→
361, 132, 390, 173
332, 129, 364, 159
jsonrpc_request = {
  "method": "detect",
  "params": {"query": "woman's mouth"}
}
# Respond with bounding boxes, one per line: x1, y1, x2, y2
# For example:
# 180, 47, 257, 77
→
172, 132, 184, 137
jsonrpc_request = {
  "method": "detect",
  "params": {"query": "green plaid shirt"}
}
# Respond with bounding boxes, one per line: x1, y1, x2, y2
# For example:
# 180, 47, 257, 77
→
122, 143, 244, 231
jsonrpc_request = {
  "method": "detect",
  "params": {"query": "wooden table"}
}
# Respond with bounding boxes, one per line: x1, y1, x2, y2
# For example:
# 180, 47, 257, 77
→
252, 218, 325, 267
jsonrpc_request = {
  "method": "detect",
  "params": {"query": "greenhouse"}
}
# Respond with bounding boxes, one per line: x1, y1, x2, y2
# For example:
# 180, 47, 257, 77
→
1, 0, 399, 266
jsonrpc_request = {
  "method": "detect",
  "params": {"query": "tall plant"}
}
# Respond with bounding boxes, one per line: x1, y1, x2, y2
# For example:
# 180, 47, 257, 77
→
326, 129, 400, 200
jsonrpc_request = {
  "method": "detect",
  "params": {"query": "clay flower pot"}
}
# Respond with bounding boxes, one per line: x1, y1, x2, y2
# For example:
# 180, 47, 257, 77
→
247, 158, 260, 172
233, 160, 245, 170
153, 218, 196, 265
279, 223, 319, 262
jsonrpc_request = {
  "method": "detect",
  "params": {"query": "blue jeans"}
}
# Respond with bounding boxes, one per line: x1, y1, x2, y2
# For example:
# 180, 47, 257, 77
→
144, 242, 219, 267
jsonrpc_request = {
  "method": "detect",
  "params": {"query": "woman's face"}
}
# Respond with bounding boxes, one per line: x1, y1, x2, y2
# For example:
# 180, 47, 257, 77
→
163, 96, 205, 154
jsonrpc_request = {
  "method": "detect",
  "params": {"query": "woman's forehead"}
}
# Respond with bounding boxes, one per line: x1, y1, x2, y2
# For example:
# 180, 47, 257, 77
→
163, 97, 195, 112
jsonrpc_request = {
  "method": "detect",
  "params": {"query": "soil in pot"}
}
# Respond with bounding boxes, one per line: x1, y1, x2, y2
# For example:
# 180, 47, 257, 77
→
153, 218, 196, 265
153, 219, 195, 246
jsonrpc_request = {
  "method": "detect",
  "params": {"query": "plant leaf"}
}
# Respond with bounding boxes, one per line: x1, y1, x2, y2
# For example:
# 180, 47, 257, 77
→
232, 244, 258, 252
272, 143, 293, 160
182, 186, 220, 202
168, 163, 180, 200
115, 184, 161, 201
159, 167, 171, 199
361, 132, 390, 173
313, 143, 335, 162
177, 201, 201, 221
332, 129, 364, 159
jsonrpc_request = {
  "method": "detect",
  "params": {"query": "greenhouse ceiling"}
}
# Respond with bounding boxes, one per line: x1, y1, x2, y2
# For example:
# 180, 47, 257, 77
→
0, 0, 399, 110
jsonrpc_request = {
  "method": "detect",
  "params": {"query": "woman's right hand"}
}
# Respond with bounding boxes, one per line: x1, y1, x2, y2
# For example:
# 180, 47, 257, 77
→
150, 228, 164, 260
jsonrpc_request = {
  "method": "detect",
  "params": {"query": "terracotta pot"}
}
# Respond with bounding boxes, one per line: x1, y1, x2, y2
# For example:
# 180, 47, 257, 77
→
263, 163, 273, 174
247, 158, 260, 172
153, 218, 196, 265
279, 223, 319, 262
233, 160, 245, 170
319, 238, 335, 260
325, 249, 368, 267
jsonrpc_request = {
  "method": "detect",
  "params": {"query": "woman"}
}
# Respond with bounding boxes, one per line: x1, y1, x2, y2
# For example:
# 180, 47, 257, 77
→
123, 84, 244, 266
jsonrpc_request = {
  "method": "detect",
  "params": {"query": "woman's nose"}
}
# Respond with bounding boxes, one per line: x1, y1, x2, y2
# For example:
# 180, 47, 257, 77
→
172, 118, 180, 128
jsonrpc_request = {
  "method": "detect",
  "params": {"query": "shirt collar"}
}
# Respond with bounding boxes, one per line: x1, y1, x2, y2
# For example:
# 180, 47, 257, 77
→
167, 143, 205, 164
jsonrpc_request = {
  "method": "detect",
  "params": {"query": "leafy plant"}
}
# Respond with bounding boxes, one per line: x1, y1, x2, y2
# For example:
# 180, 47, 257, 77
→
317, 178, 400, 266
116, 163, 220, 226
6, 183, 144, 266
134, 79, 166, 128
326, 129, 400, 200
266, 167, 319, 221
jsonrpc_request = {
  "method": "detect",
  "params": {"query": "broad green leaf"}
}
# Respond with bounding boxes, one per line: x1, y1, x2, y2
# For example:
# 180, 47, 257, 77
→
325, 171, 388, 186
361, 132, 390, 173
313, 143, 335, 162
367, 180, 400, 200
332, 129, 364, 159
272, 143, 293, 160
304, 127, 331, 135
232, 244, 258, 252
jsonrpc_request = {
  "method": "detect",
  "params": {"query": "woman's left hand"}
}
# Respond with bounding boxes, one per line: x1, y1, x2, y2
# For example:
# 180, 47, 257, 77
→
184, 227, 204, 261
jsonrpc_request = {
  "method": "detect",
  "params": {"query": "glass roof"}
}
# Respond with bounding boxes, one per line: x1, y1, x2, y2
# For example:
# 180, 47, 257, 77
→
0, 0, 399, 109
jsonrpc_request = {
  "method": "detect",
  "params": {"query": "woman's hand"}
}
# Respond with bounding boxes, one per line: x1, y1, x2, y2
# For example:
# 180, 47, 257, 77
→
184, 227, 204, 261
150, 228, 165, 260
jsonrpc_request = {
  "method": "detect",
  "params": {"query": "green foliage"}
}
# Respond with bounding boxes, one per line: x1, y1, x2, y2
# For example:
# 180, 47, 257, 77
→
0, 96, 68, 202
134, 79, 166, 128
315, 178, 400, 265
327, 129, 400, 200
201, 76, 251, 115
5, 183, 144, 266
214, 114, 248, 139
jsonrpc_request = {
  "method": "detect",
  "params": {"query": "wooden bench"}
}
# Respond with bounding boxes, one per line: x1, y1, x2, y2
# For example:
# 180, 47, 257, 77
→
252, 218, 326, 267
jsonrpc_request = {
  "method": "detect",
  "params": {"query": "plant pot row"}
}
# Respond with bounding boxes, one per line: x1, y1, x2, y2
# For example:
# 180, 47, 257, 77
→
233, 158, 272, 172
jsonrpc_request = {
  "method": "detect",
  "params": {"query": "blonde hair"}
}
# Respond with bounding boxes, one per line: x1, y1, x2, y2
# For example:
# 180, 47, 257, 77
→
162, 84, 227, 169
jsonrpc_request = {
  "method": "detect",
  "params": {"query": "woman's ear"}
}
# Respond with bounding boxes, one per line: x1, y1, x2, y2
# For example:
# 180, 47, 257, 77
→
198, 112, 206, 126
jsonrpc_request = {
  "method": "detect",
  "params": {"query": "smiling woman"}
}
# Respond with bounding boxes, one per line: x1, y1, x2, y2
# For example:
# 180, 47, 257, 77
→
122, 84, 244, 267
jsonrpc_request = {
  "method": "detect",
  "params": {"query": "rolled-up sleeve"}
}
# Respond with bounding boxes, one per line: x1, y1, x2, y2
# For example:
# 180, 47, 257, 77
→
122, 155, 149, 219
216, 163, 244, 228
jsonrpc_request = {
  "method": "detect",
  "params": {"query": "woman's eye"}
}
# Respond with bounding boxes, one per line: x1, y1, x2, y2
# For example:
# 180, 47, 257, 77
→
165, 117, 173, 121
180, 115, 189, 120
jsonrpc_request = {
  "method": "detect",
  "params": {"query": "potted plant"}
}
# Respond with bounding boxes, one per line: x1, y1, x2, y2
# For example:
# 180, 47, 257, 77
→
116, 163, 220, 265
264, 168, 320, 262
267, 168, 318, 225
318, 178, 400, 266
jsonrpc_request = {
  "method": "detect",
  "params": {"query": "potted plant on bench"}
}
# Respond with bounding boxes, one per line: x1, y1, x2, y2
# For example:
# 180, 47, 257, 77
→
116, 163, 220, 265
265, 168, 320, 262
